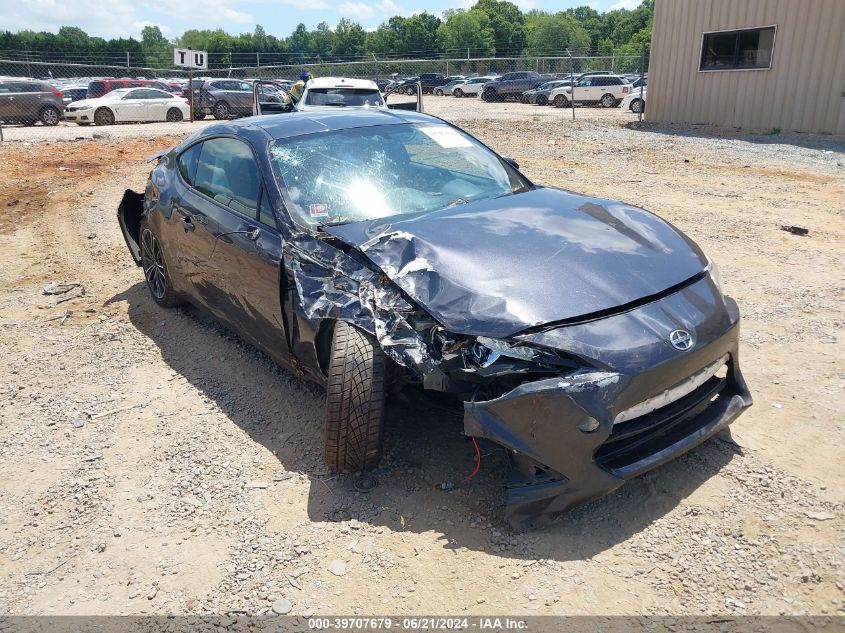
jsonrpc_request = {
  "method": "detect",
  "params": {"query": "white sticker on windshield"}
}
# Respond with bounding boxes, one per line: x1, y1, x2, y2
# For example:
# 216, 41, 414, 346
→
419, 126, 473, 148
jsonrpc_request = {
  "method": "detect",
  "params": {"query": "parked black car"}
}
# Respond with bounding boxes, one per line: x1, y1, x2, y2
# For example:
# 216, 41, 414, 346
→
190, 79, 255, 120
61, 87, 88, 106
418, 73, 446, 94
0, 79, 64, 126
118, 110, 752, 527
520, 80, 572, 105
481, 72, 542, 102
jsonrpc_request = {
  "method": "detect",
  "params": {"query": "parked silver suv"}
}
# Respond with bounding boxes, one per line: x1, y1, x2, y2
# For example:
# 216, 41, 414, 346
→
0, 80, 64, 126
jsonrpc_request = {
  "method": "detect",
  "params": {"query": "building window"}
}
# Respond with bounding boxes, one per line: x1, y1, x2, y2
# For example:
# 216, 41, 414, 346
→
700, 26, 776, 71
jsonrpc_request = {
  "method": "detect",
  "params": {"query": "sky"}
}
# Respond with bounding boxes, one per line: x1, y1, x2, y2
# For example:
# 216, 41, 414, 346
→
0, 0, 642, 40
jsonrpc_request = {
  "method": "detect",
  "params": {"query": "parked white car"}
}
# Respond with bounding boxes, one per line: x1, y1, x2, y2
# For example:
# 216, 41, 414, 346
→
63, 87, 189, 125
549, 75, 632, 108
297, 77, 385, 111
452, 76, 498, 98
620, 87, 647, 113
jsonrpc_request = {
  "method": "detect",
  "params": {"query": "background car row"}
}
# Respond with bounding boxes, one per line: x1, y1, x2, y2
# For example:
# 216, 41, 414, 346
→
427, 71, 647, 111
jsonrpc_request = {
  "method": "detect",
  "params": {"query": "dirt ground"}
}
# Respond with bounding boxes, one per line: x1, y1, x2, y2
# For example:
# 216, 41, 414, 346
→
0, 103, 843, 619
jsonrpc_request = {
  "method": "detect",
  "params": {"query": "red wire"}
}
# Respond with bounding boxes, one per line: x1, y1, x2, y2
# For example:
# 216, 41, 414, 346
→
464, 437, 482, 482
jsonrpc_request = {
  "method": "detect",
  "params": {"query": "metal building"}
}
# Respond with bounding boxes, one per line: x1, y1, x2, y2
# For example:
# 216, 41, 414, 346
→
647, 0, 845, 135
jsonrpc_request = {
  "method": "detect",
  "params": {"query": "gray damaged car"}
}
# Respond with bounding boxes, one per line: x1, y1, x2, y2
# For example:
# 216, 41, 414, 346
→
118, 110, 753, 528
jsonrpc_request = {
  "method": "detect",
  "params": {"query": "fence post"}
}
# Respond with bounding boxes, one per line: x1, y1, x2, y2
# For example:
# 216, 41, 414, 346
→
567, 49, 575, 120
126, 51, 130, 69
257, 52, 260, 77
638, 44, 645, 123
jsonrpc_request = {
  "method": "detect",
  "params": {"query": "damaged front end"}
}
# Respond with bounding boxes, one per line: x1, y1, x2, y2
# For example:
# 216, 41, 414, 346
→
291, 220, 751, 529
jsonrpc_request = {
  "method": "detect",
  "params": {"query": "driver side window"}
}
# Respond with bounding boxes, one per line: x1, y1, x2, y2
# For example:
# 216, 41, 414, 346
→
194, 138, 261, 219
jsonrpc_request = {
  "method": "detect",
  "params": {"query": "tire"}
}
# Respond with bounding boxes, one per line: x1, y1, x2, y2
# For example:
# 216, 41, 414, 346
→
76, 122, 91, 126
435, 89, 443, 96
94, 107, 114, 126
38, 106, 60, 126
453, 88, 463, 98
193, 111, 206, 120
166, 107, 183, 122
324, 321, 386, 473
536, 94, 548, 106
553, 94, 569, 108
630, 98, 645, 114
600, 93, 616, 108
139, 220, 180, 308
22, 119, 37, 127
520, 95, 529, 104
212, 101, 230, 120
481, 89, 497, 102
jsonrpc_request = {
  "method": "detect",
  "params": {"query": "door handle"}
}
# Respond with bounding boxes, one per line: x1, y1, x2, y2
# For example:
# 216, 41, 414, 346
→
245, 226, 261, 241
181, 216, 195, 233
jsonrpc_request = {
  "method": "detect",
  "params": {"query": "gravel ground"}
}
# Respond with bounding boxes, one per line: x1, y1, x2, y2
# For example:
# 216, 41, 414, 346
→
0, 99, 843, 619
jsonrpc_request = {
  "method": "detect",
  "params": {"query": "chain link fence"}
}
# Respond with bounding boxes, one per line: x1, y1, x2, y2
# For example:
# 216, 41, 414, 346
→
0, 50, 648, 82
0, 47, 648, 134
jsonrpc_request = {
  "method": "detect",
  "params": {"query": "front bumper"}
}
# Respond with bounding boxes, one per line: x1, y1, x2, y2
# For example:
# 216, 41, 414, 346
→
463, 282, 753, 528
63, 110, 92, 122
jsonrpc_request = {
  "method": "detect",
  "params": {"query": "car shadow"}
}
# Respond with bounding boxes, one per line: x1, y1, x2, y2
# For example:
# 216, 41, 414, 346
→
624, 120, 845, 154
110, 280, 741, 562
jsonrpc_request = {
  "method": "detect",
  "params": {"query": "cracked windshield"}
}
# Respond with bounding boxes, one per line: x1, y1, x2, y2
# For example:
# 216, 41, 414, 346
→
269, 123, 531, 226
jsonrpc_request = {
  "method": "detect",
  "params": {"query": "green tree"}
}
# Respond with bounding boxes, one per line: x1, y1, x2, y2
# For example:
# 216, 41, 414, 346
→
141, 25, 170, 67
436, 10, 495, 57
471, 0, 525, 55
334, 18, 366, 59
524, 12, 590, 56
399, 13, 441, 57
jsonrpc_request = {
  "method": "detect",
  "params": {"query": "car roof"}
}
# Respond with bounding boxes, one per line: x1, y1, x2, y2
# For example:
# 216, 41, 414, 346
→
305, 76, 379, 90
212, 109, 439, 141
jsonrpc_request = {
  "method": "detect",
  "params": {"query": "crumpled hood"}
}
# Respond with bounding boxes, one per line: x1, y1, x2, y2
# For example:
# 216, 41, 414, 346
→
325, 187, 707, 338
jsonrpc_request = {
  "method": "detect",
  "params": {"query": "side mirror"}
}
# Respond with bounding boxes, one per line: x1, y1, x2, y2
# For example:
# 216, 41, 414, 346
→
503, 157, 520, 171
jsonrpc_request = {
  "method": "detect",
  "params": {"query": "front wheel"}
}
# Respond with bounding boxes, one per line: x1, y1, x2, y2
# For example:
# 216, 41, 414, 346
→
481, 89, 496, 102
630, 98, 645, 113
536, 94, 548, 106
553, 94, 569, 108
94, 107, 115, 126
435, 89, 443, 96
166, 107, 183, 122
324, 321, 386, 473
453, 88, 463, 98
139, 221, 181, 308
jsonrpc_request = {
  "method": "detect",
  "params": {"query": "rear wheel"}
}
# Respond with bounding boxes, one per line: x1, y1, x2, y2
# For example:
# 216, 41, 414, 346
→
630, 98, 644, 113
39, 106, 60, 126
481, 89, 497, 102
600, 93, 616, 108
94, 107, 115, 126
139, 220, 180, 308
536, 94, 548, 106
166, 107, 183, 122
193, 111, 206, 120
435, 89, 443, 96
453, 88, 463, 98
324, 321, 386, 473
212, 101, 230, 120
